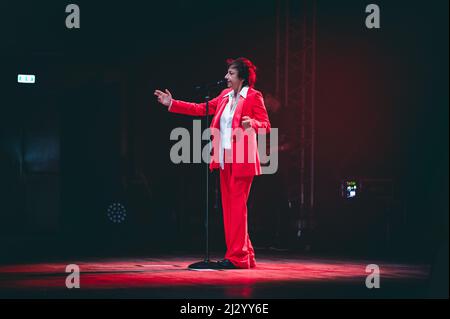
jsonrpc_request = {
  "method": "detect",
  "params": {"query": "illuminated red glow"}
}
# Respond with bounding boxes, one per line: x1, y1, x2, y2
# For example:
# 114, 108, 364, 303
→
0, 256, 429, 293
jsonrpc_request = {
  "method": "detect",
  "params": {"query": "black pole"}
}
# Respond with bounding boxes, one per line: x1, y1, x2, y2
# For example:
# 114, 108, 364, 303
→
205, 95, 210, 262
188, 92, 218, 270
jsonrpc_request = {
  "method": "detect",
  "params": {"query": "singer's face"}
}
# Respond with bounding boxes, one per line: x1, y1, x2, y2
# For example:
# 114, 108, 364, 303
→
225, 67, 244, 92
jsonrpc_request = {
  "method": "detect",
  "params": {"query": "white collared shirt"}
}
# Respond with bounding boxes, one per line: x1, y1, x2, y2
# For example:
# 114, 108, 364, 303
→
219, 86, 249, 169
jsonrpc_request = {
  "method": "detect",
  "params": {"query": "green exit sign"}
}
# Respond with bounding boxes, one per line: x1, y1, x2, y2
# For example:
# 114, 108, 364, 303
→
18, 74, 36, 84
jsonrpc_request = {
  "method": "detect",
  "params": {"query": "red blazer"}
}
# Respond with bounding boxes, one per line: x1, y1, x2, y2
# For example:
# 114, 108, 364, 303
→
169, 87, 271, 176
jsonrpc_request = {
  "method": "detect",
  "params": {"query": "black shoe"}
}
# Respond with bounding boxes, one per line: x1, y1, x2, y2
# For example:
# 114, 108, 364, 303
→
216, 259, 238, 269
188, 261, 220, 270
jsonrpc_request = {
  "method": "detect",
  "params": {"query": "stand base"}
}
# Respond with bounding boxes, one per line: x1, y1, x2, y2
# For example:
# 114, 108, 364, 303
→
188, 260, 218, 270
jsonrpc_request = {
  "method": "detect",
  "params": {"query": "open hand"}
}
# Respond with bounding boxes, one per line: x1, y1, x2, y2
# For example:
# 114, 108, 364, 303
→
154, 89, 173, 107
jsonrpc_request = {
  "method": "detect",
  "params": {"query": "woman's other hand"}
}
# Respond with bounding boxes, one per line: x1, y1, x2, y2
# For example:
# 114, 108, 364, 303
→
241, 116, 253, 130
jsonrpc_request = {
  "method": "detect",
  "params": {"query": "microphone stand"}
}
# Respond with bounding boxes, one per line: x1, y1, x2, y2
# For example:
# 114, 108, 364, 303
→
188, 89, 217, 270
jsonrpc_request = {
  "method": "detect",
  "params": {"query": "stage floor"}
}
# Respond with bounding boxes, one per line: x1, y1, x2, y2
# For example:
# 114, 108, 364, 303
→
0, 253, 431, 298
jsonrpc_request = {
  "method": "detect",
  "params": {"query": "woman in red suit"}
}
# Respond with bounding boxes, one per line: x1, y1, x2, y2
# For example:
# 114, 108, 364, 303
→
154, 57, 271, 269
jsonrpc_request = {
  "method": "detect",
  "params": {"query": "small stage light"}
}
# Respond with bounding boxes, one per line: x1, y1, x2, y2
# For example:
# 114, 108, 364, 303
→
341, 179, 393, 200
107, 202, 127, 224
342, 180, 358, 199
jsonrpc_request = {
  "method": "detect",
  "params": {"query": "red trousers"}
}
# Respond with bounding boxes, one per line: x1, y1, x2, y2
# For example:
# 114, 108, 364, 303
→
220, 161, 256, 269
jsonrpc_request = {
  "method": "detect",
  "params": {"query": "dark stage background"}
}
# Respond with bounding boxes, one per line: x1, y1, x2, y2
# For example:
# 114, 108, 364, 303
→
0, 0, 448, 267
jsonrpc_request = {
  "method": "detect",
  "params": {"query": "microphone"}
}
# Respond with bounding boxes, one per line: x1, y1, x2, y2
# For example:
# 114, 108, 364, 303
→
194, 79, 227, 91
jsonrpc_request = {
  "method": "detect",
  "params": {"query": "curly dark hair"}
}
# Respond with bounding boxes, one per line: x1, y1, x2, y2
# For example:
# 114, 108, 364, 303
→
226, 57, 257, 88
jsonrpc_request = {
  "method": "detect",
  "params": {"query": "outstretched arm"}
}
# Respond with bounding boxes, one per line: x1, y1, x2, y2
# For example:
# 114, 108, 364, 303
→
154, 88, 223, 116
